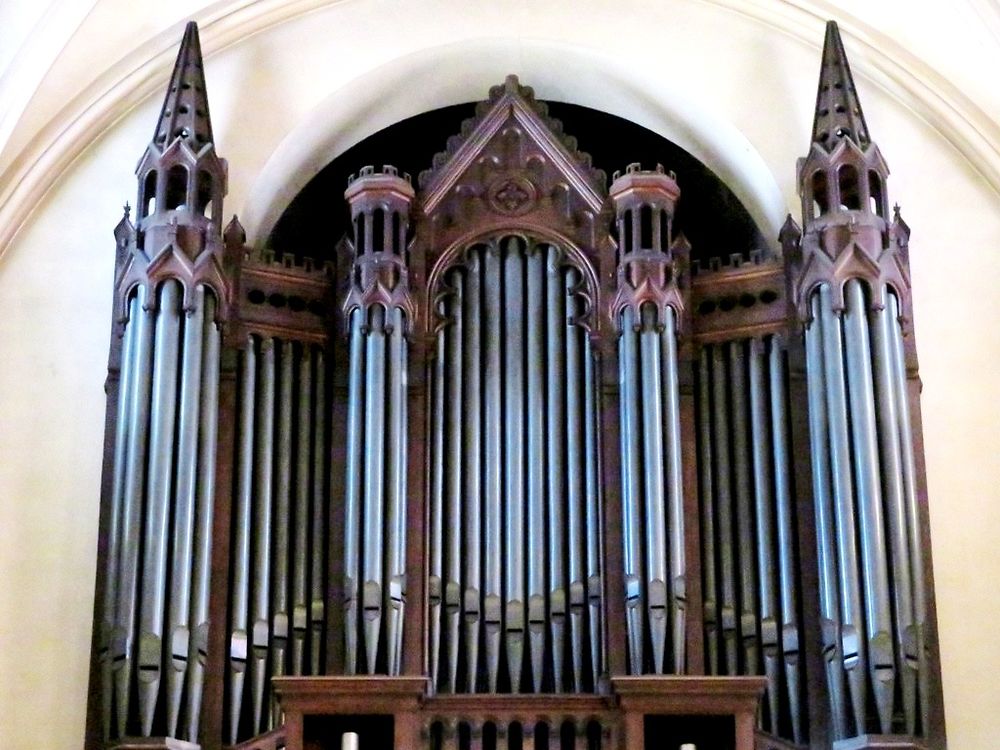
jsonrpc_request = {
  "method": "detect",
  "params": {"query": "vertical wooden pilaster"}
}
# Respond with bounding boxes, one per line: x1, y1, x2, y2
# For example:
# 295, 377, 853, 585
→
403, 334, 429, 677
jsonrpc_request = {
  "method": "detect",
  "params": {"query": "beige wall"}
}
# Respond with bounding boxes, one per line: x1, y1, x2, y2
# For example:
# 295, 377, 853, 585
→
1, 2, 998, 748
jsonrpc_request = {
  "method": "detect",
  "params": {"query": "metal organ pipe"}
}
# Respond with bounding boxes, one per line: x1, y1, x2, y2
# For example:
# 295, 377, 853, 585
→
251, 338, 276, 733
445, 273, 464, 692
429, 300, 446, 691
729, 342, 758, 678
660, 305, 685, 674
293, 346, 313, 677
310, 348, 327, 676
187, 293, 219, 741
362, 307, 387, 674
696, 348, 719, 676
165, 285, 206, 737
463, 252, 483, 692
484, 242, 504, 692
710, 344, 738, 676
639, 302, 668, 675
386, 305, 409, 677
504, 241, 527, 692
583, 332, 603, 686
138, 279, 182, 735
229, 337, 256, 744
565, 268, 586, 693
618, 305, 644, 675
889, 291, 927, 732
102, 292, 139, 738
272, 340, 295, 708
546, 245, 569, 692
769, 338, 803, 745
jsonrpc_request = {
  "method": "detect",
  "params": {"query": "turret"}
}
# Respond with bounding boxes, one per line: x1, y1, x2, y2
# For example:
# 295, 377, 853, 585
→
608, 162, 690, 332
129, 22, 228, 298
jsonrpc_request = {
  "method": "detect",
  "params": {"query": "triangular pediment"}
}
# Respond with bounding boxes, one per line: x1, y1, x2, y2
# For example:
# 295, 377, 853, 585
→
419, 76, 606, 215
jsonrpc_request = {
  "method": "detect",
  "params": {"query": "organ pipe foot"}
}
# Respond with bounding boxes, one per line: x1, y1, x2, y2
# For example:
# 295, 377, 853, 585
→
870, 632, 896, 734
445, 583, 461, 691
551, 589, 567, 691
784, 624, 803, 745
625, 576, 643, 675
528, 594, 545, 693
166, 626, 189, 737
569, 585, 585, 692
387, 578, 405, 676
505, 600, 525, 692
484, 594, 502, 692
363, 581, 382, 674
843, 625, 866, 736
138, 633, 161, 736
902, 624, 919, 735
672, 587, 686, 675
648, 579, 668, 674
464, 588, 481, 692
228, 648, 247, 746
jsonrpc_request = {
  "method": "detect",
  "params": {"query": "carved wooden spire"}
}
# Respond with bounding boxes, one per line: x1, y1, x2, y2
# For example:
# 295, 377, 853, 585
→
153, 22, 215, 151
811, 21, 870, 151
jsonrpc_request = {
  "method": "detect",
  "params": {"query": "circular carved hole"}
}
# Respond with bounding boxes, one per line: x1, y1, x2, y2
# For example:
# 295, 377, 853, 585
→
719, 296, 737, 312
288, 296, 307, 312
247, 289, 266, 305
698, 300, 717, 316
739, 293, 756, 308
759, 289, 779, 304
268, 293, 287, 308
308, 301, 326, 317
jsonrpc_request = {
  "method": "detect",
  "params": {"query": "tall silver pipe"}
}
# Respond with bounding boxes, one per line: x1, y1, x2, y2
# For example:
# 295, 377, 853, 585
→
186, 293, 219, 741
697, 347, 719, 675
804, 303, 847, 740
729, 341, 758, 677
166, 285, 205, 737
115, 283, 154, 736
229, 338, 256, 744
583, 334, 602, 685
386, 306, 408, 676
138, 279, 182, 735
638, 303, 667, 675
362, 308, 387, 674
871, 292, 916, 732
310, 348, 327, 675
711, 343, 737, 675
889, 291, 927, 731
565, 269, 586, 691
103, 293, 139, 738
526, 248, 546, 691
430, 301, 446, 691
748, 338, 781, 733
818, 283, 867, 734
769, 337, 802, 744
843, 279, 894, 733
271, 341, 293, 722
546, 246, 568, 690
445, 274, 464, 691
462, 253, 483, 692
619, 305, 644, 675
504, 241, 526, 691
292, 346, 312, 676
661, 305, 685, 674
251, 337, 276, 733
483, 242, 503, 692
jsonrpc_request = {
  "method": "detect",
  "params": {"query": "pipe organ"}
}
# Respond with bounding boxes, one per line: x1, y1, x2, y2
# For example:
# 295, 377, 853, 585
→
88, 20, 944, 750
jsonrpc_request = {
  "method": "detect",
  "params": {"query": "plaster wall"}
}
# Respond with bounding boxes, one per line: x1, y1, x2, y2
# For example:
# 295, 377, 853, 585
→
0, 3, 997, 749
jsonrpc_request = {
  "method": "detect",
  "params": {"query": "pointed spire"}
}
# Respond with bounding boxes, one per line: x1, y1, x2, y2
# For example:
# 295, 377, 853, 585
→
153, 22, 214, 151
811, 21, 870, 151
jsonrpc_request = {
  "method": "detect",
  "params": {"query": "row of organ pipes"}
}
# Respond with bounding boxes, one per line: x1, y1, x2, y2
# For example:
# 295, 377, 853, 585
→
426, 238, 603, 695
805, 280, 926, 739
228, 336, 331, 743
101, 281, 220, 741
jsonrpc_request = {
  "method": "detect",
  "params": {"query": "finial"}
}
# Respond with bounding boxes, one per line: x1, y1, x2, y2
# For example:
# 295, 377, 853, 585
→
123, 202, 131, 220
811, 21, 870, 151
152, 22, 214, 151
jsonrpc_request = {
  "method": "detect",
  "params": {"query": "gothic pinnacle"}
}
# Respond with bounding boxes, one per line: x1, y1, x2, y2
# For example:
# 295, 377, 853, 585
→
811, 21, 870, 151
153, 22, 214, 152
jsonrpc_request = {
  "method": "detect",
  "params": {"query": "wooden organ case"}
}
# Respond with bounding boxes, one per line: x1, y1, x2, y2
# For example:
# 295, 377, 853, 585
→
86, 20, 946, 750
